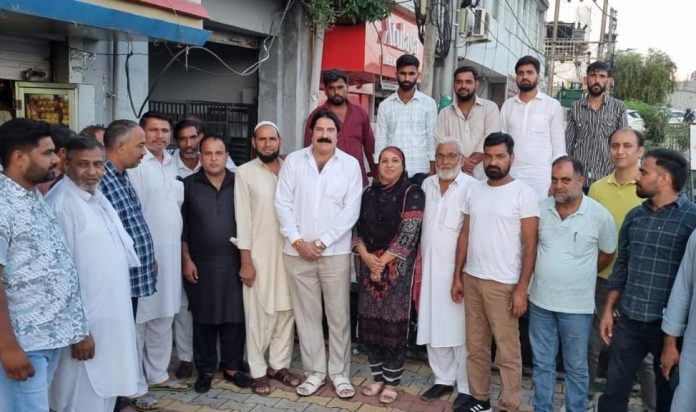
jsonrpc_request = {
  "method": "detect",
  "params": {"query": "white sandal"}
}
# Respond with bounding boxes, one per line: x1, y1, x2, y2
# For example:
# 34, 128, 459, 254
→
296, 374, 325, 396
332, 376, 355, 399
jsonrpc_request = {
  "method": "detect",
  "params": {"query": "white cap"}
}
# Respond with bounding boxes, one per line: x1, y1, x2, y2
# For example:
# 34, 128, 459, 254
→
253, 121, 280, 136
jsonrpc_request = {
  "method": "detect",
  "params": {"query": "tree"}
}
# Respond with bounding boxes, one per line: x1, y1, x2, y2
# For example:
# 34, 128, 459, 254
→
613, 49, 676, 105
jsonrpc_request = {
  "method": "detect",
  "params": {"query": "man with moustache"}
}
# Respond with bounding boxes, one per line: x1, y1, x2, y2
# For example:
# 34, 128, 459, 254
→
528, 156, 616, 412
98, 119, 159, 411
417, 138, 476, 407
234, 121, 300, 395
376, 54, 438, 185
182, 136, 251, 394
598, 149, 696, 412
47, 136, 140, 412
436, 66, 501, 180
566, 61, 628, 189
501, 55, 566, 198
0, 118, 88, 412
127, 111, 187, 393
451, 133, 539, 412
304, 69, 376, 186
171, 119, 236, 178
275, 109, 362, 398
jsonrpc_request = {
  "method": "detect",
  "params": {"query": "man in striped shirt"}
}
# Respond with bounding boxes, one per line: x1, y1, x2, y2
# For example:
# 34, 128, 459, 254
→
566, 61, 628, 189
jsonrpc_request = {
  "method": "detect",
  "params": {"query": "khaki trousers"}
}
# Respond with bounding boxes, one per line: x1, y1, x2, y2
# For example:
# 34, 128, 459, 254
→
283, 254, 351, 380
243, 287, 295, 379
463, 273, 522, 412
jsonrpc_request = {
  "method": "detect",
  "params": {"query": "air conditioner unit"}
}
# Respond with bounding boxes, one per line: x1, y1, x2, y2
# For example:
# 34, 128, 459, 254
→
472, 8, 490, 39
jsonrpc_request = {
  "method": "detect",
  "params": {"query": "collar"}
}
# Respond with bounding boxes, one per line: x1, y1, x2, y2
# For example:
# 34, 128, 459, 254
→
547, 194, 589, 217
63, 175, 97, 202
0, 173, 37, 199
642, 193, 688, 210
143, 147, 173, 165
514, 90, 545, 103
174, 149, 201, 173
193, 168, 234, 189
388, 89, 423, 103
580, 94, 607, 108
104, 160, 127, 178
606, 171, 637, 187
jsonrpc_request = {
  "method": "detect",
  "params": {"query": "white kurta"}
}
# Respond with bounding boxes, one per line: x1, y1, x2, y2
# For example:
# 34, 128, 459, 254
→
417, 172, 476, 347
46, 178, 140, 406
129, 149, 183, 323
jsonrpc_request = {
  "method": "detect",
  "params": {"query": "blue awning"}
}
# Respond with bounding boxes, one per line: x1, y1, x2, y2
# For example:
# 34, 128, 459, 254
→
0, 0, 211, 45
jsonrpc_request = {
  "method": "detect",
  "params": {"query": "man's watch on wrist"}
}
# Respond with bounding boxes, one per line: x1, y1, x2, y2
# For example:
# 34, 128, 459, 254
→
314, 240, 326, 251
291, 239, 303, 249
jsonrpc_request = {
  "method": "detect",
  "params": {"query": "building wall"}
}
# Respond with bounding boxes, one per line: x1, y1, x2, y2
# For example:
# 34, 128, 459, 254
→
202, 0, 284, 35
670, 81, 696, 111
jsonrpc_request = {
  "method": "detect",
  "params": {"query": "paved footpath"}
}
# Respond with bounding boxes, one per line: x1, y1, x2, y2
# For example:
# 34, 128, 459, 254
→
124, 346, 645, 412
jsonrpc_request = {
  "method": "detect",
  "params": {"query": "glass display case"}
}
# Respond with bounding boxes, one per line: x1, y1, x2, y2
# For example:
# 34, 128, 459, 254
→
15, 82, 78, 130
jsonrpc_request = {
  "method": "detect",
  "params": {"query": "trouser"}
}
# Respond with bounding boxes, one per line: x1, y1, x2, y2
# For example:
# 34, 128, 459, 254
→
135, 316, 174, 394
50, 362, 117, 412
284, 254, 351, 381
463, 273, 521, 412
529, 303, 593, 412
671, 340, 696, 411
0, 348, 61, 412
243, 287, 295, 379
193, 322, 245, 375
427, 344, 470, 394
589, 278, 656, 410
365, 343, 407, 386
598, 317, 672, 412
173, 289, 193, 363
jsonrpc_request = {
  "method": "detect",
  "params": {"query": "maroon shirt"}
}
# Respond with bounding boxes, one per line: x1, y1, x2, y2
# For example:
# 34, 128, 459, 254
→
303, 101, 377, 187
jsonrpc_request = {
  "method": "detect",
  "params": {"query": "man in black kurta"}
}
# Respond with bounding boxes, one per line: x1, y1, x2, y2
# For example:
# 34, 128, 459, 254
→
181, 136, 250, 393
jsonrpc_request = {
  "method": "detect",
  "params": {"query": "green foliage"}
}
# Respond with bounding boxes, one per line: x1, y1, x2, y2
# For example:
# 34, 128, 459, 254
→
614, 49, 676, 106
302, 0, 393, 30
625, 99, 690, 152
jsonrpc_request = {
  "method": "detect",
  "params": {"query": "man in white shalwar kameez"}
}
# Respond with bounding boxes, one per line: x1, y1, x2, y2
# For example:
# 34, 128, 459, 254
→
417, 138, 475, 408
233, 122, 300, 394
128, 112, 185, 391
47, 136, 140, 412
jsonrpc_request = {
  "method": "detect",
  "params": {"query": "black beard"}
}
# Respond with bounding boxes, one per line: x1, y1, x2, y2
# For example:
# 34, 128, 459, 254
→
456, 90, 475, 102
588, 84, 606, 97
517, 81, 537, 92
328, 95, 345, 105
484, 165, 510, 180
398, 81, 415, 91
257, 149, 280, 163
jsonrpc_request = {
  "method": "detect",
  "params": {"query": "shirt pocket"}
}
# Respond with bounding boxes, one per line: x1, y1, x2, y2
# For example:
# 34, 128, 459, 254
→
326, 187, 345, 208
568, 232, 596, 258
443, 207, 463, 231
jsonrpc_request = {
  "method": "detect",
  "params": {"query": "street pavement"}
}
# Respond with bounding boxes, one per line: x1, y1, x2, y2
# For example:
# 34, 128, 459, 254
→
122, 345, 647, 412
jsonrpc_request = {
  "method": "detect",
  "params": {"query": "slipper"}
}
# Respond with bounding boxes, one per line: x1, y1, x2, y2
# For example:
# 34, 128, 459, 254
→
149, 379, 191, 392
127, 396, 161, 411
251, 376, 272, 395
379, 386, 398, 404
332, 376, 355, 399
361, 382, 384, 397
267, 367, 302, 387
296, 374, 325, 396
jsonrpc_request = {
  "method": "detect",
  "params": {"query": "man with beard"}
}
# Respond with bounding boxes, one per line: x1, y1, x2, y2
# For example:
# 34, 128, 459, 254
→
304, 69, 376, 186
436, 66, 500, 180
0, 118, 88, 411
47, 136, 140, 412
417, 138, 476, 407
598, 149, 696, 412
376, 54, 438, 185
566, 61, 628, 189
527, 156, 616, 412
171, 119, 236, 178
501, 55, 566, 198
234, 121, 301, 395
275, 109, 362, 398
451, 132, 539, 412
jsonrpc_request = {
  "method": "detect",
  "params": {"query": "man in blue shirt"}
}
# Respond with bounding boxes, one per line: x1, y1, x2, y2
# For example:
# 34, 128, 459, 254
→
598, 149, 696, 412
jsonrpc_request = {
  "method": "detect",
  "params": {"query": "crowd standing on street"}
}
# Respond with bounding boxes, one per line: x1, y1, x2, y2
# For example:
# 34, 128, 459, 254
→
1, 53, 694, 412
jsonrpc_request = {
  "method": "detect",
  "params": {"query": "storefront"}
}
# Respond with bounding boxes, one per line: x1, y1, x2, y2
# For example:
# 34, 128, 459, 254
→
320, 5, 423, 119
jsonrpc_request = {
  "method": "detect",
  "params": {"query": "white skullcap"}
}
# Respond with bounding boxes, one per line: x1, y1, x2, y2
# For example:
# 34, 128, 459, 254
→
253, 121, 280, 136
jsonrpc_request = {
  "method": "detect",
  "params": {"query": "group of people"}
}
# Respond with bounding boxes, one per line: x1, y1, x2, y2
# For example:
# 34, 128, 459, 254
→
0, 50, 694, 412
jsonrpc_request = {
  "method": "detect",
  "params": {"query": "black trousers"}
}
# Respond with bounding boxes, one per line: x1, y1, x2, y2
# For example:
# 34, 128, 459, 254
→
365, 343, 407, 386
598, 317, 672, 412
193, 322, 245, 375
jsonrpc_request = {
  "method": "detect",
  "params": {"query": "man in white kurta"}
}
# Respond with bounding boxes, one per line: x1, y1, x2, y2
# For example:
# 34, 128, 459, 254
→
47, 137, 140, 412
128, 112, 185, 390
234, 121, 299, 393
417, 139, 475, 406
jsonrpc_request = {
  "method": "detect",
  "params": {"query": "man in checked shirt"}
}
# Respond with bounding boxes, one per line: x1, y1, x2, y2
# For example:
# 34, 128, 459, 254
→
598, 149, 696, 412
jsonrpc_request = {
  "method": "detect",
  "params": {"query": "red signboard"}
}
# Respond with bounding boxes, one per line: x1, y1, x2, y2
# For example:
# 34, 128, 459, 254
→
322, 6, 423, 80
126, 0, 210, 19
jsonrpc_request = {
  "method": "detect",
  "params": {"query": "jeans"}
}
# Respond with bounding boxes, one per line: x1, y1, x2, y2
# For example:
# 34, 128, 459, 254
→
0, 348, 62, 412
529, 303, 593, 412
598, 317, 672, 412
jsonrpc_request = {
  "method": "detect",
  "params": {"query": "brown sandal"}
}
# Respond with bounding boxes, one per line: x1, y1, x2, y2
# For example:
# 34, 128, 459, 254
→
251, 376, 272, 395
267, 367, 301, 387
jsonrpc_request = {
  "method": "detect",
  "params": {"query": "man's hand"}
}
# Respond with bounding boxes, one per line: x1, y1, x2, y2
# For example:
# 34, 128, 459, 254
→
599, 311, 614, 345
508, 284, 528, 318
661, 336, 680, 380
239, 261, 257, 287
297, 241, 321, 261
72, 334, 95, 361
451, 274, 463, 303
0, 344, 35, 381
154, 259, 159, 278
183, 258, 198, 284
462, 157, 477, 174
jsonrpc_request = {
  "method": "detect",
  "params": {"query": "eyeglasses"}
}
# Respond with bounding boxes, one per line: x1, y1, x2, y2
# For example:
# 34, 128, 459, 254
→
435, 154, 461, 161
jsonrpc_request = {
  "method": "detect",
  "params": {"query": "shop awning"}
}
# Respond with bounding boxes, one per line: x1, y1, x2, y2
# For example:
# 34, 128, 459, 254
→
0, 0, 211, 45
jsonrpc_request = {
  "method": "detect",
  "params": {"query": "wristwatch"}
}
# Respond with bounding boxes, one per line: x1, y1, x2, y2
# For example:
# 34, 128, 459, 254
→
291, 239, 303, 249
314, 240, 326, 250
